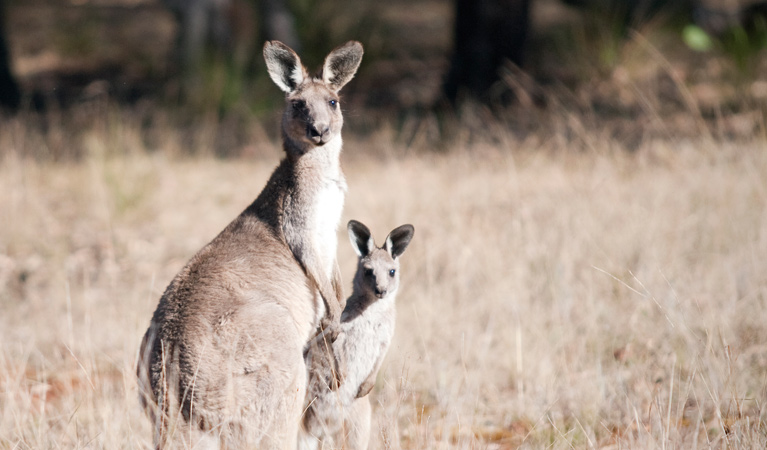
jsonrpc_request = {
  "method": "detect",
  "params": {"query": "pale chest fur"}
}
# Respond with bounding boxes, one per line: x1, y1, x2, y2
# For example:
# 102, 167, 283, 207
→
311, 175, 346, 278
335, 297, 396, 401
302, 295, 397, 440
283, 137, 346, 281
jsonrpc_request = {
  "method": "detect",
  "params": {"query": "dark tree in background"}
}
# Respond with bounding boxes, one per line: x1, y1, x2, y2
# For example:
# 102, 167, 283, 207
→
257, 0, 301, 52
162, 0, 236, 73
443, 0, 531, 105
441, 0, 711, 106
162, 0, 301, 74
0, 0, 20, 111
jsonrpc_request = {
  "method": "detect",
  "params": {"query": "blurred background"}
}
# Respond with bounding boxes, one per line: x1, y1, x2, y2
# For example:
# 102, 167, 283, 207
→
1, 0, 766, 157
2, 2, 767, 449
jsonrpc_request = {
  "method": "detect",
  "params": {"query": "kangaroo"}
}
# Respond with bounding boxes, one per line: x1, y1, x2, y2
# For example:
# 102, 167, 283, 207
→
137, 40, 363, 450
300, 220, 415, 450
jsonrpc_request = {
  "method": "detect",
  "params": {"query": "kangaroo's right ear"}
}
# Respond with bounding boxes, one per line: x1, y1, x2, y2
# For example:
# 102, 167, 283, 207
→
384, 224, 414, 259
263, 41, 307, 94
348, 220, 374, 257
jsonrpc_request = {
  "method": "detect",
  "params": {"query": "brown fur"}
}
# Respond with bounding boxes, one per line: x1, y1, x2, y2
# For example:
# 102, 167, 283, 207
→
137, 41, 363, 450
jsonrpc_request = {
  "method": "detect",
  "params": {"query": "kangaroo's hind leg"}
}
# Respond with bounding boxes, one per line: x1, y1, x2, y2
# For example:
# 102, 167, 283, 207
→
222, 305, 306, 450
342, 397, 372, 450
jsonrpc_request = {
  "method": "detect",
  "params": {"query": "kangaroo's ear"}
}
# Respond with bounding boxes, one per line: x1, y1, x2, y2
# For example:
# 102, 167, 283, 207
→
348, 220, 374, 257
322, 41, 363, 92
264, 40, 306, 93
384, 224, 414, 259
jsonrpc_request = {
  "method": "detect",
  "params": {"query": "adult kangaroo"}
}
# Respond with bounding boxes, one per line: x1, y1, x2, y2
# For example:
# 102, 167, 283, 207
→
137, 40, 363, 450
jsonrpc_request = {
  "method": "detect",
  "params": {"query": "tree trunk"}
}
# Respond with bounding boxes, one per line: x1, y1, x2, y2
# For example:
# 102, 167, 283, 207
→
257, 0, 301, 53
443, 0, 530, 105
0, 0, 20, 111
162, 0, 235, 73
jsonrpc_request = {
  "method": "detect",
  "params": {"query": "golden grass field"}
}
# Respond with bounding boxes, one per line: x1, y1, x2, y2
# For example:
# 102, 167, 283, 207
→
1, 110, 766, 449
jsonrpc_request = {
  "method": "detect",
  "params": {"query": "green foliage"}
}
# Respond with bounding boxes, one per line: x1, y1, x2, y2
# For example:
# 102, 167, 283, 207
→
542, 6, 632, 82
682, 17, 767, 77
174, 0, 383, 116
196, 53, 248, 112
174, 44, 281, 120
682, 24, 713, 52
54, 7, 98, 57
289, 0, 380, 67
720, 18, 767, 74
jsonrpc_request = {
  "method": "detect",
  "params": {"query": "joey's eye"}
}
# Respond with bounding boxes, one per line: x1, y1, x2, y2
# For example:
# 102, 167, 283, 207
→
389, 269, 396, 277
329, 99, 337, 108
364, 268, 373, 278
292, 100, 306, 110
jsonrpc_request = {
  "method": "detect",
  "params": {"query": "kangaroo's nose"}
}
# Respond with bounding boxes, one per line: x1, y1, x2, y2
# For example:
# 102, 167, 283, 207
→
308, 124, 330, 143
375, 287, 387, 297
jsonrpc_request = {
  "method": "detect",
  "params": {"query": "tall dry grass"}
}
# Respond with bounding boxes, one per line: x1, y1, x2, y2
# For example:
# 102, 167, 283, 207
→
1, 110, 766, 449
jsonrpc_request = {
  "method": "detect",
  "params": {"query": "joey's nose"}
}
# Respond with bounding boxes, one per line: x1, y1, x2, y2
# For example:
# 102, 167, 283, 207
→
374, 287, 387, 297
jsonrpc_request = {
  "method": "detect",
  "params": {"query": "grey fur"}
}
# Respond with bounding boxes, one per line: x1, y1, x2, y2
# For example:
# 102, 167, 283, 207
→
300, 221, 415, 450
137, 41, 363, 450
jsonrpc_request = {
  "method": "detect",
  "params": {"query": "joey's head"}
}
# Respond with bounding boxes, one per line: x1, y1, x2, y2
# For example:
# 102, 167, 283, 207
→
263, 41, 363, 153
348, 220, 414, 300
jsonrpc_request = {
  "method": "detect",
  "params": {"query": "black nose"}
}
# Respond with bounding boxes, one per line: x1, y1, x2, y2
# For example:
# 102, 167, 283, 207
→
375, 287, 387, 297
309, 124, 329, 141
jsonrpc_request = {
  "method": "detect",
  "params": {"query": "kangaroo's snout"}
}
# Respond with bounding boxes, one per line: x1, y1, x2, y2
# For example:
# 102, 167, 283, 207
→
308, 123, 330, 144
374, 286, 387, 298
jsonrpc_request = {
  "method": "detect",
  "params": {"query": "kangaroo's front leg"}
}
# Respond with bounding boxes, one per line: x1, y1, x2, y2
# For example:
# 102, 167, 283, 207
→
314, 263, 347, 387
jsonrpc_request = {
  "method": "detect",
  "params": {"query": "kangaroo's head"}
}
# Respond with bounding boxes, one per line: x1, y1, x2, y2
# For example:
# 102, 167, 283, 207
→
263, 41, 363, 155
348, 220, 414, 300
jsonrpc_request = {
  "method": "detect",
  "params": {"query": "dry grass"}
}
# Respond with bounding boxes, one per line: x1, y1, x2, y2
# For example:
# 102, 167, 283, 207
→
1, 112, 766, 449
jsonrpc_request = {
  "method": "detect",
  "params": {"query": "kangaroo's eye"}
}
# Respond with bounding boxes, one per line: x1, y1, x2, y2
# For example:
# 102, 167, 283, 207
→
329, 99, 337, 108
389, 269, 396, 277
364, 268, 373, 278
292, 100, 306, 110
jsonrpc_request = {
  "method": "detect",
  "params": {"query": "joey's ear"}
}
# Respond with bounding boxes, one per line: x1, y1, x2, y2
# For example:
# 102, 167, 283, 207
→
322, 41, 363, 92
348, 220, 374, 257
384, 224, 414, 259
263, 41, 306, 93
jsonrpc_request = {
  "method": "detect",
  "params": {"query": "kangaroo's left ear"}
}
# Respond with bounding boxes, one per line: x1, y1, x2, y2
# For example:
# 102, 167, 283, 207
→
384, 224, 414, 259
322, 41, 363, 92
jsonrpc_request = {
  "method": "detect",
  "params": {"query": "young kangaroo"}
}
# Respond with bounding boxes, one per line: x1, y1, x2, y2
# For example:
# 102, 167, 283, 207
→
300, 220, 415, 450
137, 41, 363, 450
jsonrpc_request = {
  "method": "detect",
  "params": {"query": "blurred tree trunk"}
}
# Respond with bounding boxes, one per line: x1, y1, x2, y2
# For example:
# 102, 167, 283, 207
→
163, 0, 301, 74
0, 0, 20, 111
443, 0, 530, 105
257, 0, 301, 52
163, 0, 234, 74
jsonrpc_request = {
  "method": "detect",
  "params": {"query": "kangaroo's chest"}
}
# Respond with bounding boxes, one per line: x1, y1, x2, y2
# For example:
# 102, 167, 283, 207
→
311, 177, 346, 276
284, 174, 346, 279
337, 301, 395, 397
